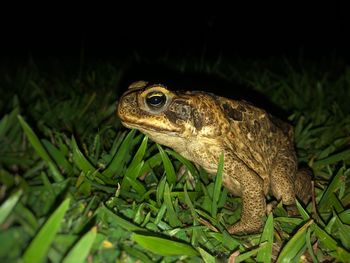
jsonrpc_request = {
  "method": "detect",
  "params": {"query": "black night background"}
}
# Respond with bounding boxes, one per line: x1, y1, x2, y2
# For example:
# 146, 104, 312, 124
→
1, 3, 349, 63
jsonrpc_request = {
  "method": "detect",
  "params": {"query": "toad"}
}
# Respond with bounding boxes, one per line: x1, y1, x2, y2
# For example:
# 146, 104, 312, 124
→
117, 81, 312, 234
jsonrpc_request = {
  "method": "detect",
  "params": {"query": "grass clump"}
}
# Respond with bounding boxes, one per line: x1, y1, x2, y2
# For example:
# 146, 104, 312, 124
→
0, 57, 350, 262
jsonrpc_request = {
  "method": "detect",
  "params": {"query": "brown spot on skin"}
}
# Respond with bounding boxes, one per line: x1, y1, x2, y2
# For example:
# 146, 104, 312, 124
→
192, 109, 203, 130
171, 100, 192, 120
222, 103, 243, 121
164, 110, 180, 124
165, 100, 195, 125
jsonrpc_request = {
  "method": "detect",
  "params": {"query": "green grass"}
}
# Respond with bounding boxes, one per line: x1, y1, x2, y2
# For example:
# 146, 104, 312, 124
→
1, 57, 350, 262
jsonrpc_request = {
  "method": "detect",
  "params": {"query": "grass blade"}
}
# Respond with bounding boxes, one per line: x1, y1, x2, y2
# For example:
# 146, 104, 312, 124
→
120, 135, 148, 190
140, 152, 162, 175
62, 226, 97, 263
313, 149, 350, 168
123, 245, 153, 263
277, 219, 313, 263
154, 203, 167, 225
164, 183, 182, 227
98, 205, 143, 232
235, 245, 265, 262
128, 135, 148, 169
132, 233, 199, 256
0, 189, 23, 224
22, 198, 70, 263
312, 223, 350, 261
157, 144, 176, 185
211, 153, 224, 217
0, 107, 19, 137
296, 199, 310, 220
71, 136, 98, 174
71, 136, 110, 184
102, 129, 136, 178
156, 176, 167, 205
256, 213, 274, 263
166, 149, 199, 178
330, 212, 350, 250
42, 139, 73, 176
305, 228, 317, 263
318, 166, 345, 213
18, 115, 52, 164
123, 161, 146, 195
183, 185, 198, 222
198, 247, 215, 263
18, 115, 63, 182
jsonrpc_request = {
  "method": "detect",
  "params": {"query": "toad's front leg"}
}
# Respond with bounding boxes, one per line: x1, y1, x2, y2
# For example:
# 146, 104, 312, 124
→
225, 167, 266, 234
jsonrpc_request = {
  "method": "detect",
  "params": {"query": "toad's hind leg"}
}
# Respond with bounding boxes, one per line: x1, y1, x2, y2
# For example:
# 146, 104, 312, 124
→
270, 150, 297, 205
294, 167, 312, 204
225, 164, 266, 234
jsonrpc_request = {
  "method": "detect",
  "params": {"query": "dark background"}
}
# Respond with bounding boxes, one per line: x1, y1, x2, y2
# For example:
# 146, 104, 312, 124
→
1, 3, 348, 63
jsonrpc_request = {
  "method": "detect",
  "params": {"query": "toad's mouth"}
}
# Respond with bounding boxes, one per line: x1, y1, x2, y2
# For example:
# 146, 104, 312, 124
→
120, 120, 181, 135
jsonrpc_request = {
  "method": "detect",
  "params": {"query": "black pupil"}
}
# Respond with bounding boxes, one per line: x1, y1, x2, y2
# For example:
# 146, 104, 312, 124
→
146, 93, 166, 107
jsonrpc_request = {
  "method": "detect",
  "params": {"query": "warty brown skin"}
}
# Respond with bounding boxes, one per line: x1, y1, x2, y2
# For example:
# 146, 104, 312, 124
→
117, 81, 312, 234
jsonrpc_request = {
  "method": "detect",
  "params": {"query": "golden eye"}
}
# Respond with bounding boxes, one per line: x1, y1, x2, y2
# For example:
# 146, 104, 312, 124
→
146, 91, 166, 108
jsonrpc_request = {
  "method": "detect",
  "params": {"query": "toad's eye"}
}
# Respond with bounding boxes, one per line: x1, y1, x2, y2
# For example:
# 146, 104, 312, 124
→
146, 92, 166, 108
